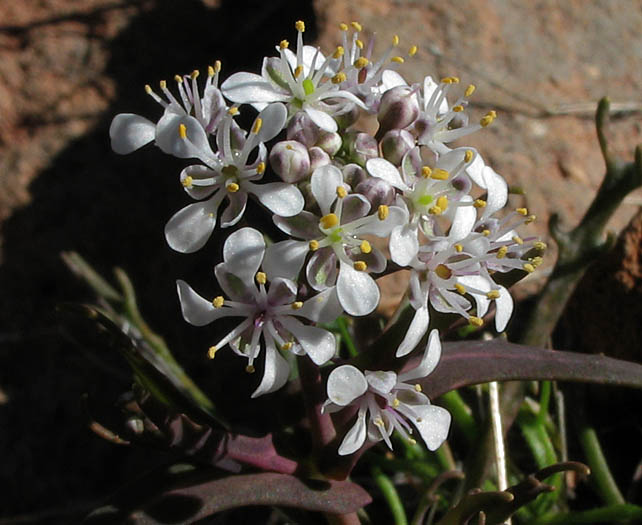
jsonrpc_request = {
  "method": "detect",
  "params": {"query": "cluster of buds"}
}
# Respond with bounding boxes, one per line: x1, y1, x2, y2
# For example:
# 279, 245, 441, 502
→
109, 20, 543, 455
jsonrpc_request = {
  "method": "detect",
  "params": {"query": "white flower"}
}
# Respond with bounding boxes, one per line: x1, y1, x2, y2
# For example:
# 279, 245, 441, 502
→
221, 20, 366, 132
323, 329, 451, 455
177, 227, 342, 397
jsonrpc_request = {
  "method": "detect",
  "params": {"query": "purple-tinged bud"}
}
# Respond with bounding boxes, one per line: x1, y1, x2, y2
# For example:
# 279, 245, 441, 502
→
355, 178, 396, 208
269, 140, 310, 183
377, 86, 419, 137
308, 146, 331, 172
316, 131, 342, 157
344, 131, 378, 167
299, 180, 315, 209
342, 163, 367, 188
333, 103, 360, 129
380, 129, 416, 166
287, 111, 319, 147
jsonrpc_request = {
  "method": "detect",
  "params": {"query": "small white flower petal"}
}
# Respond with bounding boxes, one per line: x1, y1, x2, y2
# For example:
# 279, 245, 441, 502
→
366, 158, 409, 191
400, 328, 442, 381
390, 224, 419, 267
304, 106, 338, 132
251, 337, 291, 398
396, 306, 430, 358
481, 166, 508, 220
327, 365, 368, 406
447, 195, 476, 242
494, 285, 514, 332
281, 317, 336, 365
264, 240, 309, 281
266, 277, 298, 306
164, 193, 223, 253
311, 165, 343, 215
109, 113, 155, 154
222, 227, 266, 283
457, 275, 491, 317
221, 72, 289, 104
256, 102, 288, 142
337, 262, 380, 316
247, 181, 304, 217
338, 407, 368, 456
407, 404, 451, 451
466, 152, 486, 188
365, 370, 397, 394
297, 286, 343, 324
176, 280, 233, 326
156, 113, 212, 160
274, 212, 321, 240
220, 191, 248, 228
354, 206, 407, 237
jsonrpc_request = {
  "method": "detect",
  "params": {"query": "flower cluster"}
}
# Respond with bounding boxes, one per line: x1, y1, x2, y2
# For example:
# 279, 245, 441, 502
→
109, 20, 543, 455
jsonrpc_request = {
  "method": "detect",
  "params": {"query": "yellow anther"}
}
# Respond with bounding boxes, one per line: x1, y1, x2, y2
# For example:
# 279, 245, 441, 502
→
408, 45, 418, 56
353, 261, 368, 272
526, 214, 537, 223
486, 290, 500, 300
178, 124, 187, 139
441, 77, 453, 84
451, 76, 460, 83
246, 364, 255, 374
414, 384, 422, 392
360, 240, 372, 254
207, 346, 218, 359
534, 241, 547, 251
408, 438, 417, 445
227, 182, 240, 193
251, 118, 263, 135
279, 39, 289, 49
282, 342, 293, 351
378, 205, 389, 220
455, 283, 467, 295
213, 60, 222, 73
207, 65, 215, 77
488, 110, 497, 118
374, 417, 384, 427
255, 272, 267, 285
228, 107, 239, 115
144, 84, 152, 94
295, 20, 305, 32
182, 176, 193, 188
512, 235, 524, 245
454, 243, 463, 252
174, 74, 183, 83
159, 80, 167, 89
294, 65, 304, 78
482, 229, 490, 236
429, 206, 443, 215
453, 104, 464, 112
392, 35, 399, 46
421, 166, 433, 178
256, 162, 266, 175
320, 213, 339, 229
309, 239, 320, 251
291, 301, 303, 310
465, 84, 476, 97
392, 398, 400, 408
391, 56, 405, 64
496, 246, 508, 259
523, 263, 535, 273
516, 207, 528, 216
431, 168, 450, 180
351, 21, 362, 31
480, 115, 494, 127
191, 69, 199, 79
336, 186, 347, 198
208, 213, 214, 218
354, 57, 369, 69
339, 23, 349, 31
435, 264, 452, 279
474, 199, 487, 208
469, 316, 484, 327
464, 150, 474, 163
355, 39, 364, 49
333, 46, 345, 59
531, 256, 543, 267
332, 72, 347, 84
436, 195, 449, 211
212, 296, 224, 308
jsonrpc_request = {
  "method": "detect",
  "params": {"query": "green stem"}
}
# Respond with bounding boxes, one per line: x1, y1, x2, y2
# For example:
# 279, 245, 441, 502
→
579, 425, 625, 505
440, 391, 477, 445
337, 316, 359, 357
371, 465, 408, 525
537, 381, 552, 426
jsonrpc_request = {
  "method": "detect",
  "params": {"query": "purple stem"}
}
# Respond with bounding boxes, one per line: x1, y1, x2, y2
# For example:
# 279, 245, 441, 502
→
298, 355, 337, 450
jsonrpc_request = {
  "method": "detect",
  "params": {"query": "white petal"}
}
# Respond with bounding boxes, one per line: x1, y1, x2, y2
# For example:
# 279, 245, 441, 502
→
304, 106, 338, 132
338, 407, 368, 456
366, 158, 409, 191
400, 329, 442, 381
222, 227, 266, 282
381, 70, 407, 90
365, 370, 397, 394
221, 72, 289, 104
390, 224, 419, 267
466, 153, 486, 188
247, 182, 304, 217
447, 196, 476, 242
109, 113, 155, 154
266, 277, 297, 306
156, 113, 212, 160
311, 165, 343, 215
281, 317, 336, 365
395, 306, 429, 358
354, 206, 407, 237
220, 191, 248, 228
263, 240, 309, 281
327, 365, 368, 406
256, 102, 287, 142
457, 275, 491, 317
337, 262, 380, 316
164, 194, 222, 253
494, 285, 514, 332
481, 166, 508, 220
176, 280, 233, 326
297, 286, 343, 323
409, 404, 451, 451
251, 338, 290, 398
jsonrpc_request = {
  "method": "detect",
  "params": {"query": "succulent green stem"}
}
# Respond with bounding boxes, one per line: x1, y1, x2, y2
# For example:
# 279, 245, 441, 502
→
371, 465, 408, 525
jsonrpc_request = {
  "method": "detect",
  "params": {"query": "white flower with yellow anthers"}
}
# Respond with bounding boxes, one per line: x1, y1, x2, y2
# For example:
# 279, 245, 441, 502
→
263, 164, 406, 316
177, 228, 342, 398
110, 63, 227, 155
163, 103, 304, 253
322, 329, 451, 455
221, 20, 367, 132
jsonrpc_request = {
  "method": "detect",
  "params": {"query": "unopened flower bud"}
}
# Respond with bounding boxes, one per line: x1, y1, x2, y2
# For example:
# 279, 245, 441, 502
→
355, 178, 396, 208
380, 129, 415, 166
377, 86, 419, 136
269, 140, 310, 183
333, 102, 360, 129
308, 146, 331, 173
315, 131, 342, 156
344, 131, 378, 167
342, 163, 367, 187
287, 111, 319, 147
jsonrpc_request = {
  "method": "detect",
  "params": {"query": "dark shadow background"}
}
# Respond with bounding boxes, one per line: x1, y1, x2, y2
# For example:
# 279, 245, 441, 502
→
0, 0, 316, 519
